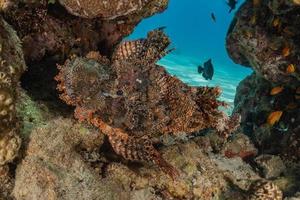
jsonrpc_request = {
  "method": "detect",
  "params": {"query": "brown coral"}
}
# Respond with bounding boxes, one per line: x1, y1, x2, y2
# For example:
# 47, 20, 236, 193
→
56, 29, 240, 177
248, 180, 283, 200
0, 17, 26, 167
58, 0, 168, 19
226, 0, 300, 84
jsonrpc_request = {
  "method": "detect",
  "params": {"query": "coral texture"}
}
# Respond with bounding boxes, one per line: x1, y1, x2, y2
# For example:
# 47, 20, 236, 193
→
56, 29, 240, 177
227, 0, 300, 84
229, 0, 300, 163
0, 17, 26, 166
58, 0, 168, 19
13, 118, 262, 200
248, 180, 283, 200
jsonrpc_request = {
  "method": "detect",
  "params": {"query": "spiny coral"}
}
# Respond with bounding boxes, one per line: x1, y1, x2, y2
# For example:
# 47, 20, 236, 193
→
58, 0, 168, 19
56, 29, 240, 178
0, 17, 26, 166
248, 180, 283, 200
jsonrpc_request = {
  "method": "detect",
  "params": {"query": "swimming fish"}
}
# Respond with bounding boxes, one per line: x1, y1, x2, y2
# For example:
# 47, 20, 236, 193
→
267, 111, 283, 126
273, 18, 281, 28
211, 13, 216, 22
282, 47, 291, 57
227, 0, 238, 13
250, 15, 257, 25
286, 64, 296, 73
198, 59, 214, 80
270, 86, 284, 95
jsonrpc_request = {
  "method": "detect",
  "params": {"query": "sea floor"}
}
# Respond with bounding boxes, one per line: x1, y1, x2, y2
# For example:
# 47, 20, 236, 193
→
158, 53, 252, 114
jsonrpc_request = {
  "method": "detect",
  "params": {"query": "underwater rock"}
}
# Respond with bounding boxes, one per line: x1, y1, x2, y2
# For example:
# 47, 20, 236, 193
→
234, 72, 299, 156
255, 154, 286, 179
227, 0, 300, 84
58, 0, 168, 19
210, 154, 260, 190
55, 29, 240, 177
13, 118, 110, 200
2, 0, 168, 62
12, 117, 262, 200
222, 131, 258, 160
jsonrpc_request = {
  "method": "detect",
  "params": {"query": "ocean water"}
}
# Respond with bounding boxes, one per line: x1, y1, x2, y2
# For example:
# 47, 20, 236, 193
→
129, 0, 252, 113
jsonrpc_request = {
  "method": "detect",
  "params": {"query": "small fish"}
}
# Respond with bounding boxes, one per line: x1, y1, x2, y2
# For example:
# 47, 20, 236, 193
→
286, 64, 296, 73
211, 13, 216, 22
267, 111, 283, 126
286, 102, 298, 110
243, 30, 253, 38
227, 0, 238, 13
250, 15, 257, 25
270, 86, 284, 95
198, 59, 214, 80
282, 47, 291, 57
273, 18, 281, 28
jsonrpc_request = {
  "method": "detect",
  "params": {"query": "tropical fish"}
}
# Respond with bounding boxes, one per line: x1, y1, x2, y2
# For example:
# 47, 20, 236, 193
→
286, 64, 296, 73
227, 0, 238, 13
250, 15, 257, 25
282, 47, 291, 57
273, 18, 281, 28
270, 86, 284, 95
198, 59, 214, 80
286, 102, 297, 110
267, 111, 283, 126
211, 13, 216, 22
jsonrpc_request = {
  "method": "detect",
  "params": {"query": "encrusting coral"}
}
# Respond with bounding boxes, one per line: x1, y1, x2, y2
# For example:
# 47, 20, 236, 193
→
228, 0, 300, 162
2, 0, 169, 62
58, 0, 168, 19
248, 180, 283, 200
0, 17, 26, 166
55, 28, 241, 178
227, 0, 300, 84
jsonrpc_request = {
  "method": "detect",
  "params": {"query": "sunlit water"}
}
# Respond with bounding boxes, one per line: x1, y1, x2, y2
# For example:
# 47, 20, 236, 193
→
129, 0, 252, 114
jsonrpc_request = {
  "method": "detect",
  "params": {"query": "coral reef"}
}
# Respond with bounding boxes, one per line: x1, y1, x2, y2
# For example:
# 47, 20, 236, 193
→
227, 0, 300, 84
248, 180, 283, 200
227, 0, 300, 198
0, 17, 26, 166
55, 29, 240, 177
228, 0, 300, 160
58, 0, 168, 19
12, 118, 266, 200
0, 0, 298, 198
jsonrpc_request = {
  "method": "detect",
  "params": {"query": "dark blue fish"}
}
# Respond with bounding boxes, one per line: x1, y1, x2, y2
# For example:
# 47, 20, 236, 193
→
227, 0, 237, 13
198, 59, 214, 80
211, 13, 216, 23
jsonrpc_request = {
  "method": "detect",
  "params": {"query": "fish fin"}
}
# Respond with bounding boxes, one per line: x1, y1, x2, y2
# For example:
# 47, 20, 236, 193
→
92, 118, 179, 179
198, 66, 204, 74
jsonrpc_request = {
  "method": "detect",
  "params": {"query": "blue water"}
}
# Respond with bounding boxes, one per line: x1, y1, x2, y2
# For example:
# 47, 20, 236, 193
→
129, 0, 252, 113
